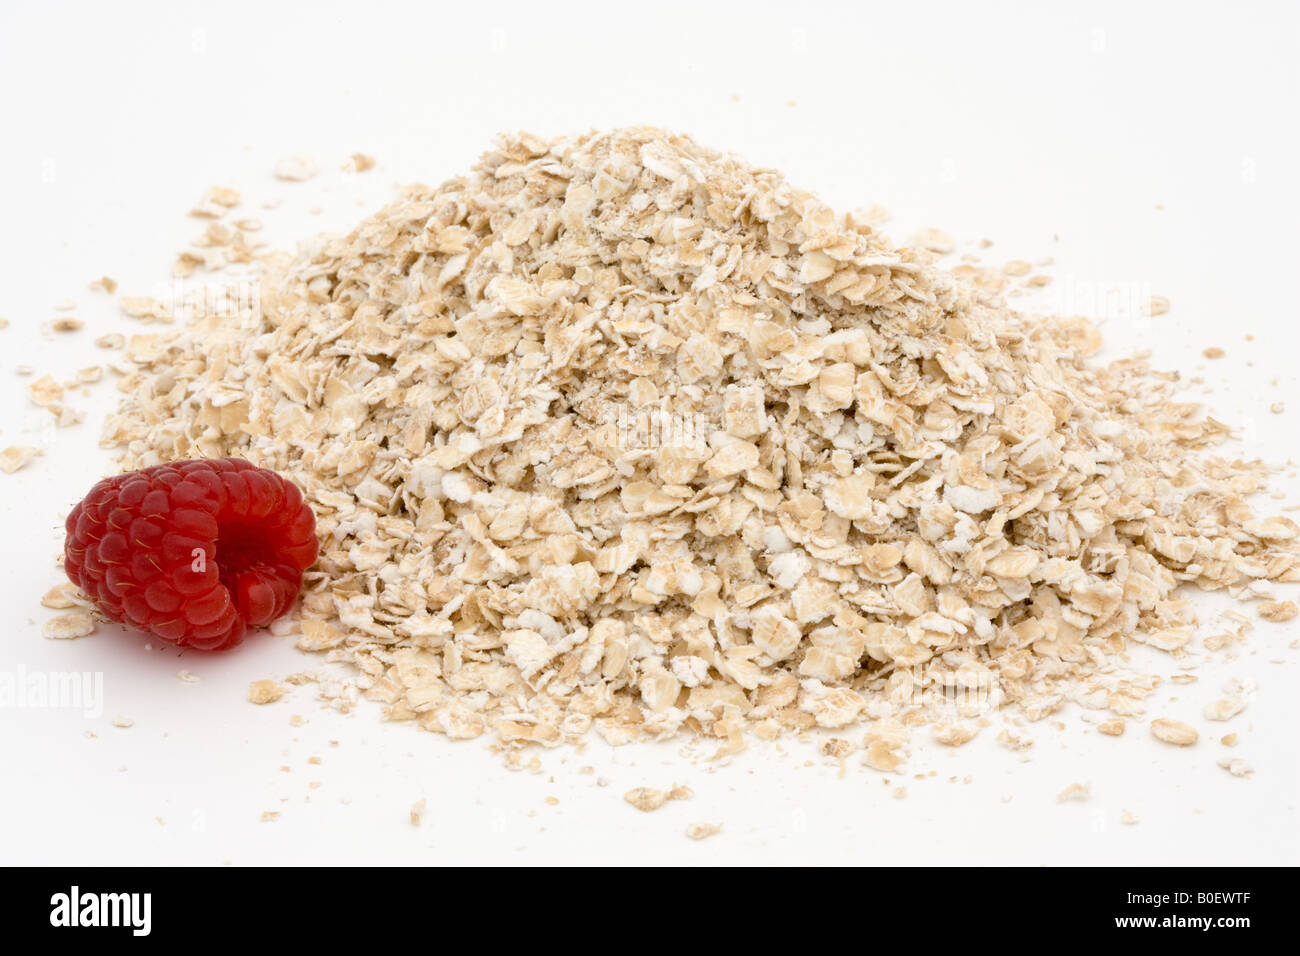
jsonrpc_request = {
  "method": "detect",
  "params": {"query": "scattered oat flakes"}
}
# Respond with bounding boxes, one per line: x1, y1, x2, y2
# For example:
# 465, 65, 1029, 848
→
208, 186, 240, 207
274, 155, 318, 181
1145, 296, 1170, 316
40, 584, 80, 609
260, 811, 280, 822
1097, 719, 1126, 737
624, 788, 669, 812
1217, 758, 1254, 778
88, 276, 118, 294
996, 728, 1033, 751
1257, 600, 1296, 622
1223, 676, 1257, 697
1150, 718, 1198, 746
111, 716, 134, 729
685, 822, 722, 840
933, 723, 978, 747
189, 187, 241, 219
41, 608, 94, 639
118, 296, 171, 323
51, 317, 83, 333
28, 376, 63, 408
42, 610, 95, 640
248, 680, 289, 705
410, 798, 427, 826
172, 252, 203, 278
1202, 347, 1225, 359
342, 153, 376, 172
863, 721, 908, 771
1056, 782, 1091, 803
910, 228, 955, 255
1120, 811, 1139, 825
93, 332, 125, 349
1220, 733, 1238, 747
1202, 697, 1247, 721
0, 446, 41, 474
821, 737, 855, 759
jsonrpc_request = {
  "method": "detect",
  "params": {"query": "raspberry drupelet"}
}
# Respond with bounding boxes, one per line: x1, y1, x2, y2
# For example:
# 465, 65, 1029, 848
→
63, 458, 318, 651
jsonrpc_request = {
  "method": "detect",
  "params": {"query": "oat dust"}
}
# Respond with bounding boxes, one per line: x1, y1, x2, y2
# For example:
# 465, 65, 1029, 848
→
102, 127, 1298, 758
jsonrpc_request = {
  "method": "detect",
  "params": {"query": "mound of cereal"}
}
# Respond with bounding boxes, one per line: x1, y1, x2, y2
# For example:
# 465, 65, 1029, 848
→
103, 128, 1298, 754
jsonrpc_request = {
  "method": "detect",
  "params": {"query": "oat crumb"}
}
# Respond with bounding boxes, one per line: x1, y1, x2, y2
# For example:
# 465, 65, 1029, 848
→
1217, 758, 1254, 778
1258, 600, 1296, 622
1146, 296, 1170, 316
1202, 697, 1246, 721
274, 156, 318, 181
1056, 782, 1091, 803
933, 723, 978, 747
685, 822, 722, 840
343, 153, 376, 172
1, 446, 42, 474
248, 680, 289, 705
40, 584, 80, 609
996, 729, 1033, 751
624, 788, 669, 812
1150, 718, 1198, 746
1097, 719, 1126, 736
42, 610, 95, 640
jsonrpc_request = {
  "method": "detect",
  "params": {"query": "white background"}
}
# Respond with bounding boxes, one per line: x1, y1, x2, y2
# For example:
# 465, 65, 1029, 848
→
1, 0, 1297, 865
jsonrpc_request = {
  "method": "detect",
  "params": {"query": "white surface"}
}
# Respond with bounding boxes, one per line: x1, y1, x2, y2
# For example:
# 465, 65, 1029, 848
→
1, 0, 1297, 865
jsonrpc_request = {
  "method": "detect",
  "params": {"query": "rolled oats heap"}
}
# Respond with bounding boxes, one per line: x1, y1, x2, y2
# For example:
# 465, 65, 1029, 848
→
104, 127, 1298, 753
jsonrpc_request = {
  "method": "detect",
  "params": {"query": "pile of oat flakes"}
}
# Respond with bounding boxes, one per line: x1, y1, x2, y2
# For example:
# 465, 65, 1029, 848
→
99, 127, 1298, 762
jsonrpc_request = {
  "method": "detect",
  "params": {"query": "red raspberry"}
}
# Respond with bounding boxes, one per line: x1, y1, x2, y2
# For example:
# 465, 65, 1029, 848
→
63, 458, 318, 651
